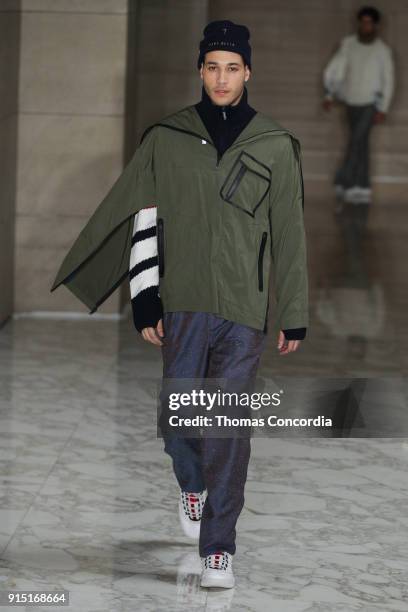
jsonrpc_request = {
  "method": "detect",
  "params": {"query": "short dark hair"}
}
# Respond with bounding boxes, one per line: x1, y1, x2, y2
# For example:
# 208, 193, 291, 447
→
357, 6, 381, 23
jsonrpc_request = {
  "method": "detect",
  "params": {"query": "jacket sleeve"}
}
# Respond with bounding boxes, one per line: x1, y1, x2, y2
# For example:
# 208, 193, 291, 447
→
323, 37, 349, 99
268, 135, 309, 331
50, 127, 157, 312
129, 205, 163, 332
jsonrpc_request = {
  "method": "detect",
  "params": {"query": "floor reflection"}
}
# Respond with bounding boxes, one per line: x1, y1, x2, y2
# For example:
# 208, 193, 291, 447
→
260, 198, 406, 377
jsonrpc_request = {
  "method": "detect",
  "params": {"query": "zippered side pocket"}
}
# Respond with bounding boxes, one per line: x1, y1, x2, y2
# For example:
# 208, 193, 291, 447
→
157, 217, 165, 277
258, 232, 267, 291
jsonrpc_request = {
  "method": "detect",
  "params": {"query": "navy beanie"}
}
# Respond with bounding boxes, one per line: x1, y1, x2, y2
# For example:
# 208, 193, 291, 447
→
197, 20, 252, 69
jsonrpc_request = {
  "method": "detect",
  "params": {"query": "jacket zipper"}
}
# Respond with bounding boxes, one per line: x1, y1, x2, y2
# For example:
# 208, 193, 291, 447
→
226, 164, 247, 199
216, 108, 227, 167
157, 218, 165, 277
258, 232, 267, 291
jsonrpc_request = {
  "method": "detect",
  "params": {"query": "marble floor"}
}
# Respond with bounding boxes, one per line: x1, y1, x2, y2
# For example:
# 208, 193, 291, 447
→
1, 200, 408, 611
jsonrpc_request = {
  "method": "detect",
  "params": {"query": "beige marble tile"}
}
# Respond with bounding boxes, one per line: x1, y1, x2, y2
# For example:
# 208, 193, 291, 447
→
0, 0, 20, 12
0, 6, 19, 325
0, 10, 20, 119
135, 0, 206, 71
15, 213, 89, 250
20, 0, 127, 14
16, 113, 125, 216
135, 72, 202, 127
14, 244, 120, 313
0, 116, 18, 220
0, 222, 15, 324
19, 11, 127, 115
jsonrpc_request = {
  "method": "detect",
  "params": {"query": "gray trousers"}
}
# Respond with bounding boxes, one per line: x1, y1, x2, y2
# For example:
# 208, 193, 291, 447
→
160, 311, 266, 557
335, 103, 377, 190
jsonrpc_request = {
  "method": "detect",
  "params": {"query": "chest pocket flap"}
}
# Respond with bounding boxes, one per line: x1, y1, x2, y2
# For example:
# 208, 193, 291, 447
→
220, 151, 271, 218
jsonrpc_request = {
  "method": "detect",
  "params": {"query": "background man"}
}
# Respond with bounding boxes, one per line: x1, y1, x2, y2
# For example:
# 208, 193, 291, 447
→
323, 6, 395, 204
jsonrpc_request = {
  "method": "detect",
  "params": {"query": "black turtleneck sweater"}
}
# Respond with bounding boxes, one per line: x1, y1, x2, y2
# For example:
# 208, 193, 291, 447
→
194, 86, 306, 342
195, 86, 257, 161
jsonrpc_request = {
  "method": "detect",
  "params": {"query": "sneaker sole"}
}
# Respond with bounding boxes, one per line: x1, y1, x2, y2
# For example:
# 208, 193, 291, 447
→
200, 571, 235, 589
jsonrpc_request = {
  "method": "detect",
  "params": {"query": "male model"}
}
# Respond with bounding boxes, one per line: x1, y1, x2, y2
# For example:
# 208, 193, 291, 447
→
323, 6, 395, 205
51, 20, 308, 589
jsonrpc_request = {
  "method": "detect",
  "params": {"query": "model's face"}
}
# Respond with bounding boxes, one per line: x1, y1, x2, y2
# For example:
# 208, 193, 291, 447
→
199, 50, 250, 106
358, 16, 378, 41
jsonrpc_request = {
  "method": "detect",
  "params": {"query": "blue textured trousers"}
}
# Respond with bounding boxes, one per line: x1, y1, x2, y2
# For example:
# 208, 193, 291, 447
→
160, 311, 266, 557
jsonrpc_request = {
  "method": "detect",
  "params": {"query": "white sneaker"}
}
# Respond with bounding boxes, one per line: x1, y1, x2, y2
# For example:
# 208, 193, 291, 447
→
200, 551, 235, 589
344, 186, 372, 204
178, 489, 207, 540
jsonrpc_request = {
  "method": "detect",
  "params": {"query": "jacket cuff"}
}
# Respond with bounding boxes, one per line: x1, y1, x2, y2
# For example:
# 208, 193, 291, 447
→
131, 286, 163, 333
283, 327, 307, 341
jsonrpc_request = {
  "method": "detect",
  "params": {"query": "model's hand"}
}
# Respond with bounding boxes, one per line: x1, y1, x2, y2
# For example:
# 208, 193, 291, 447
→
142, 319, 164, 346
373, 111, 386, 124
322, 98, 333, 112
277, 330, 301, 355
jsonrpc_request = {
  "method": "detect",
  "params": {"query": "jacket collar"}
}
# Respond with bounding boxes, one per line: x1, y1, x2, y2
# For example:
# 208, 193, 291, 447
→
196, 85, 254, 123
142, 99, 295, 149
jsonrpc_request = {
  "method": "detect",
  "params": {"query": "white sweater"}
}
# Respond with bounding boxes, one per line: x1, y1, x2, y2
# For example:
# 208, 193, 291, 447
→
323, 34, 395, 112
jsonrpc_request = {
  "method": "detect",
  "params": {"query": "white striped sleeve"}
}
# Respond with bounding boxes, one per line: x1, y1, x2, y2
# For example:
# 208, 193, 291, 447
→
129, 206, 159, 299
129, 206, 163, 332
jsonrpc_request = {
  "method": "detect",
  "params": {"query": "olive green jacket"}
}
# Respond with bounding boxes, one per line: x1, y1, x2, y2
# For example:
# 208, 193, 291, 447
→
50, 105, 308, 332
